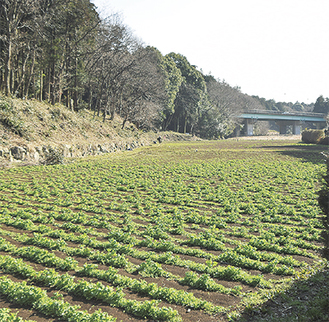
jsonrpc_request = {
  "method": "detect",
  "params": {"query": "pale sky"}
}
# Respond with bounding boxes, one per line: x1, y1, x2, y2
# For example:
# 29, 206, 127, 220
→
91, 0, 329, 104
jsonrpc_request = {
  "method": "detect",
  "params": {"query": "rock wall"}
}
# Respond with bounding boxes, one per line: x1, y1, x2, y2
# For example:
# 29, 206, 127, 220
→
0, 139, 146, 164
0, 132, 200, 166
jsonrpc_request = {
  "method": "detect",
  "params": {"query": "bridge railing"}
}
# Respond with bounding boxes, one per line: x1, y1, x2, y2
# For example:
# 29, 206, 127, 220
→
244, 109, 326, 117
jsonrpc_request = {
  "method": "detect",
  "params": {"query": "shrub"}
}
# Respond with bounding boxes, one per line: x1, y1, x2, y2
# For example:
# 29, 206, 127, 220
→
302, 129, 325, 143
0, 98, 12, 111
43, 146, 64, 165
0, 98, 27, 137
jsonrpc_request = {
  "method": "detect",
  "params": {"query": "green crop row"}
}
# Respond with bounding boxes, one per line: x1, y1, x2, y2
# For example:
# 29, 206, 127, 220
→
0, 308, 35, 322
0, 205, 311, 276
0, 276, 116, 321
0, 141, 325, 322
0, 255, 181, 321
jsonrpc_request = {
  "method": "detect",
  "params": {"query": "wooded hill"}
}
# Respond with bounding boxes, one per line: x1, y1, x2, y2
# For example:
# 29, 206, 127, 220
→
0, 0, 322, 139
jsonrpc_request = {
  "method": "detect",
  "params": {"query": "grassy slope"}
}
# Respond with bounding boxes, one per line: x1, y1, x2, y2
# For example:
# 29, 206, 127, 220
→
239, 268, 329, 322
0, 96, 130, 145
0, 95, 195, 154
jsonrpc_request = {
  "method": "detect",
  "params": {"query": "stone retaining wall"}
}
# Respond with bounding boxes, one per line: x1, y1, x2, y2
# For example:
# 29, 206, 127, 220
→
0, 132, 199, 165
0, 139, 146, 164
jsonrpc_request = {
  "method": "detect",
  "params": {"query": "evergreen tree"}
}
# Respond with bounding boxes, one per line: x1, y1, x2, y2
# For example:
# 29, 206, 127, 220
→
165, 53, 209, 135
313, 95, 329, 114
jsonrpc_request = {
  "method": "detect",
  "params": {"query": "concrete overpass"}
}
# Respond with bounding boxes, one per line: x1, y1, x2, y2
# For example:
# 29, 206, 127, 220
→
238, 110, 327, 136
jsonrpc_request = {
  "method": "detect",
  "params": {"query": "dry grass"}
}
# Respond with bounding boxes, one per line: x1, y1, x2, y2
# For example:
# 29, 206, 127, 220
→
0, 96, 199, 154
0, 96, 134, 145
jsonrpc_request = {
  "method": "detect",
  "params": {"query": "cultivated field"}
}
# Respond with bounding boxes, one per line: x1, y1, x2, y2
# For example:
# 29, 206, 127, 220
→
0, 139, 327, 322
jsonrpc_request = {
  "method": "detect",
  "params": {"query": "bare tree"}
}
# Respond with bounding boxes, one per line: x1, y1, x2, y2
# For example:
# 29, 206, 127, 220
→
85, 17, 166, 128
0, 0, 38, 95
205, 76, 262, 137
118, 47, 166, 129
85, 15, 139, 118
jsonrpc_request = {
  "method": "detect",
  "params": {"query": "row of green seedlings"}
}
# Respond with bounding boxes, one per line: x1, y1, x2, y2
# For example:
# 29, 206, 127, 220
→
0, 181, 320, 247
1, 147, 321, 212
0, 308, 37, 322
2, 226, 290, 294
1, 188, 320, 254
0, 278, 116, 322
0, 203, 321, 261
7, 192, 319, 232
0, 236, 236, 315
147, 175, 317, 205
0, 200, 322, 256
61, 206, 323, 255
0, 258, 179, 321
0, 158, 319, 214
0, 208, 313, 278
0, 245, 182, 321
0, 231, 249, 295
141, 204, 322, 236
228, 224, 321, 243
0, 212, 303, 282
23, 186, 321, 228
1, 207, 319, 270
0, 251, 227, 320
0, 155, 315, 187
182, 230, 320, 256
0, 197, 319, 253
0, 170, 320, 230
30, 227, 300, 278
141, 206, 322, 253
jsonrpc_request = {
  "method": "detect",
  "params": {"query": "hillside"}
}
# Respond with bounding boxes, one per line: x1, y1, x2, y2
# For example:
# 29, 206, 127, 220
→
0, 96, 197, 166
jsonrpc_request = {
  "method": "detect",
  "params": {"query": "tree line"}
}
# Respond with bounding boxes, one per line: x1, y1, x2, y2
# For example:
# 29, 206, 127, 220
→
0, 0, 326, 138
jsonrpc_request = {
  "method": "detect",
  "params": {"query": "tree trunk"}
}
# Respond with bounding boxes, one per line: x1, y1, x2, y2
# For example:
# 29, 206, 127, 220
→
16, 49, 30, 97
122, 117, 127, 129
96, 88, 103, 117
39, 70, 43, 101
5, 38, 12, 95
24, 48, 36, 99
73, 57, 78, 111
51, 59, 56, 105
109, 92, 116, 120
57, 59, 66, 104
191, 124, 194, 136
47, 68, 51, 102
88, 87, 93, 110
102, 104, 107, 122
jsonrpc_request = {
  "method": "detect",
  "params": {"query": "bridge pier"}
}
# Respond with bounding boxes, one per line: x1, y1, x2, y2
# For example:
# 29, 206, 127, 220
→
276, 121, 301, 135
293, 121, 301, 135
245, 119, 255, 136
281, 124, 287, 134
278, 122, 287, 134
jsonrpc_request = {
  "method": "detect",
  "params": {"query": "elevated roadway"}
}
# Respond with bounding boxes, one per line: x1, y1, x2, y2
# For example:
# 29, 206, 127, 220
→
238, 110, 327, 136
